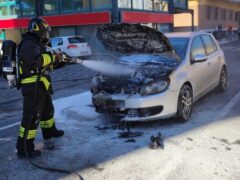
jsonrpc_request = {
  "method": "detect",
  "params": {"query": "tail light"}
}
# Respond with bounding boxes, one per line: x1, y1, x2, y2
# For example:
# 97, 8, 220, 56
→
67, 44, 78, 49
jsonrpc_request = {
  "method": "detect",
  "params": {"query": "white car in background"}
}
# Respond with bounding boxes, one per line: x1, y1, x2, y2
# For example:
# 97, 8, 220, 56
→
50, 36, 92, 59
91, 24, 227, 122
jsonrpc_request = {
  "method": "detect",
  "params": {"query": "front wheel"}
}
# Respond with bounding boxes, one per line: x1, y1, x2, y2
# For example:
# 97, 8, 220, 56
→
177, 84, 193, 122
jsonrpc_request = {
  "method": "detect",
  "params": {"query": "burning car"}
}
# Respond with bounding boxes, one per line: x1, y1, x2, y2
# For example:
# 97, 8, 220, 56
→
91, 24, 227, 122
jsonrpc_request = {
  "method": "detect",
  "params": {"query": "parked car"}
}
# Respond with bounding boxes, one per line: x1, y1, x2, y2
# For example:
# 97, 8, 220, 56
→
49, 36, 92, 59
91, 24, 227, 122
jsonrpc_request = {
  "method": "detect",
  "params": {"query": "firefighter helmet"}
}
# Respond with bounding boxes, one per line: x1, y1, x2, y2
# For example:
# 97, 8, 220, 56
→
28, 17, 51, 41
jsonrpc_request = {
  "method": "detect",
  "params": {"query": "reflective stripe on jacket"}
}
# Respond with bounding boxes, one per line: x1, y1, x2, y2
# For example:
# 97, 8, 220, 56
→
21, 75, 50, 90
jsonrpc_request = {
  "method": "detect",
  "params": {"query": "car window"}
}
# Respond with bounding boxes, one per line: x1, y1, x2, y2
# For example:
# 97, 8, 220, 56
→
210, 36, 218, 51
50, 38, 63, 47
201, 35, 216, 55
68, 37, 86, 44
168, 38, 189, 60
190, 36, 206, 60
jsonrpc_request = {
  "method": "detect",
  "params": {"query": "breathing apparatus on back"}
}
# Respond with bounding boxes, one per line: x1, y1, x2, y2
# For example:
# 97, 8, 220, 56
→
0, 18, 52, 89
0, 40, 20, 89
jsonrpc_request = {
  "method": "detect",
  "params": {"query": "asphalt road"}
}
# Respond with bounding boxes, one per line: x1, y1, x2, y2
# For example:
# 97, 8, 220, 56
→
1, 41, 240, 179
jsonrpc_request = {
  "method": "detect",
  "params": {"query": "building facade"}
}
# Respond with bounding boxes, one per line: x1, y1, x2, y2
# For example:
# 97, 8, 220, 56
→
0, 0, 189, 51
174, 0, 240, 31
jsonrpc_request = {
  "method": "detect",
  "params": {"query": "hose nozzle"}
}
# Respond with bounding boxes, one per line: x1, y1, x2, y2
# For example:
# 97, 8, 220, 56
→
75, 58, 83, 64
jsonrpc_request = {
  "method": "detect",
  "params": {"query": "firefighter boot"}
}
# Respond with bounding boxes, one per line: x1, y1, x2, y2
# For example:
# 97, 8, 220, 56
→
50, 128, 64, 138
42, 127, 64, 150
42, 126, 64, 140
17, 149, 41, 158
16, 137, 41, 158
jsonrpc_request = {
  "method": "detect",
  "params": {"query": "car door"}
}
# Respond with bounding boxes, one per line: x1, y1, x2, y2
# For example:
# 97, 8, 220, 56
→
189, 36, 209, 99
201, 34, 222, 89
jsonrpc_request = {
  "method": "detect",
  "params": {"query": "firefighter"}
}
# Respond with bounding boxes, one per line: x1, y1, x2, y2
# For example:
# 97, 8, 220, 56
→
16, 17, 64, 158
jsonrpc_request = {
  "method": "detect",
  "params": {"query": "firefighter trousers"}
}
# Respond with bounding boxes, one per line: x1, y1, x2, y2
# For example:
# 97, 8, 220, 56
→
16, 82, 58, 153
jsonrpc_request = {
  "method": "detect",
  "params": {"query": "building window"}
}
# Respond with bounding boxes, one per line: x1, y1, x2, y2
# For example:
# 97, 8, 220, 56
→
206, 6, 211, 20
0, 5, 8, 16
61, 0, 89, 12
235, 11, 238, 21
156, 23, 170, 32
21, 0, 35, 16
221, 8, 226, 20
118, 0, 131, 9
214, 7, 218, 20
92, 0, 112, 9
43, 0, 58, 14
61, 0, 72, 12
173, 0, 187, 9
144, 0, 153, 11
73, 0, 89, 11
133, 0, 143, 9
154, 0, 168, 12
229, 10, 233, 20
0, 0, 21, 17
9, 2, 20, 16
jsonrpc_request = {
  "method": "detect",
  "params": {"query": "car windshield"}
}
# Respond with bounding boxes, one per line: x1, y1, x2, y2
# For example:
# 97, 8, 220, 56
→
68, 37, 86, 44
168, 38, 189, 60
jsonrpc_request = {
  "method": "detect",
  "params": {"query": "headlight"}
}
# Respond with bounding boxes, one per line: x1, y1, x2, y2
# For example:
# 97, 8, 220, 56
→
140, 79, 170, 95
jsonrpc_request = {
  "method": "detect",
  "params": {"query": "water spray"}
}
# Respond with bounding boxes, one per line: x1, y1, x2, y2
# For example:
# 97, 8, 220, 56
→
72, 57, 136, 76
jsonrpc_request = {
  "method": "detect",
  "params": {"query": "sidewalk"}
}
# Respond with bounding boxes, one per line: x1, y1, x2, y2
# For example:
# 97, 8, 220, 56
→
218, 37, 238, 45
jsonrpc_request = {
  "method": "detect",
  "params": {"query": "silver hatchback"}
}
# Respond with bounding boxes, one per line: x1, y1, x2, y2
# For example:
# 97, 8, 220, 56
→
91, 24, 227, 122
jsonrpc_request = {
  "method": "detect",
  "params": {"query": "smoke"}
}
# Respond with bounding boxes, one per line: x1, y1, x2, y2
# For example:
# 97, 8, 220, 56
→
81, 60, 136, 76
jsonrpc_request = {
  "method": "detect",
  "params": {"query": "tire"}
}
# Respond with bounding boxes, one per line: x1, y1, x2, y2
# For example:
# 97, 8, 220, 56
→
216, 66, 227, 93
177, 84, 193, 122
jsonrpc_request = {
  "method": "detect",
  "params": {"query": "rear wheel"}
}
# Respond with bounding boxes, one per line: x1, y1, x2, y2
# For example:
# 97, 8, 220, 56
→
216, 66, 227, 93
177, 84, 193, 122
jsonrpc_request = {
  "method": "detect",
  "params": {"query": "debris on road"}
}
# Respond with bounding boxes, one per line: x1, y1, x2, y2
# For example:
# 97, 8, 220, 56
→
118, 131, 144, 138
212, 136, 231, 145
95, 124, 116, 131
233, 140, 240, 145
124, 139, 136, 143
225, 147, 231, 151
149, 133, 164, 149
187, 137, 193, 141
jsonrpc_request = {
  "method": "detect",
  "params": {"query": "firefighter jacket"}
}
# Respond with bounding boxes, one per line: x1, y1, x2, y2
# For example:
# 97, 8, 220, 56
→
18, 32, 55, 92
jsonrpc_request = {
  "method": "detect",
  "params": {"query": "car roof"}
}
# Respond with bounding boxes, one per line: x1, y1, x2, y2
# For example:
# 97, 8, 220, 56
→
165, 32, 211, 38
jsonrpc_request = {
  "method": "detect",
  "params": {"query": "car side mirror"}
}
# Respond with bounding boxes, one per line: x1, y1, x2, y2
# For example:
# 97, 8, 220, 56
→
192, 54, 207, 63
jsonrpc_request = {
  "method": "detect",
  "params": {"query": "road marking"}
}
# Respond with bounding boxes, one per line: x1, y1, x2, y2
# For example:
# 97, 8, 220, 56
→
217, 90, 240, 119
0, 122, 20, 131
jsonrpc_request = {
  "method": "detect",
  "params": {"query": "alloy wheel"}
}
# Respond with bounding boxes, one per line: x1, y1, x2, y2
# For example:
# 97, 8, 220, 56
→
177, 85, 193, 122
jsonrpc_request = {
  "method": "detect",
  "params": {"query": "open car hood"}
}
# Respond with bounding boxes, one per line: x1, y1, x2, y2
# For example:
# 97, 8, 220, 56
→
97, 23, 173, 54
